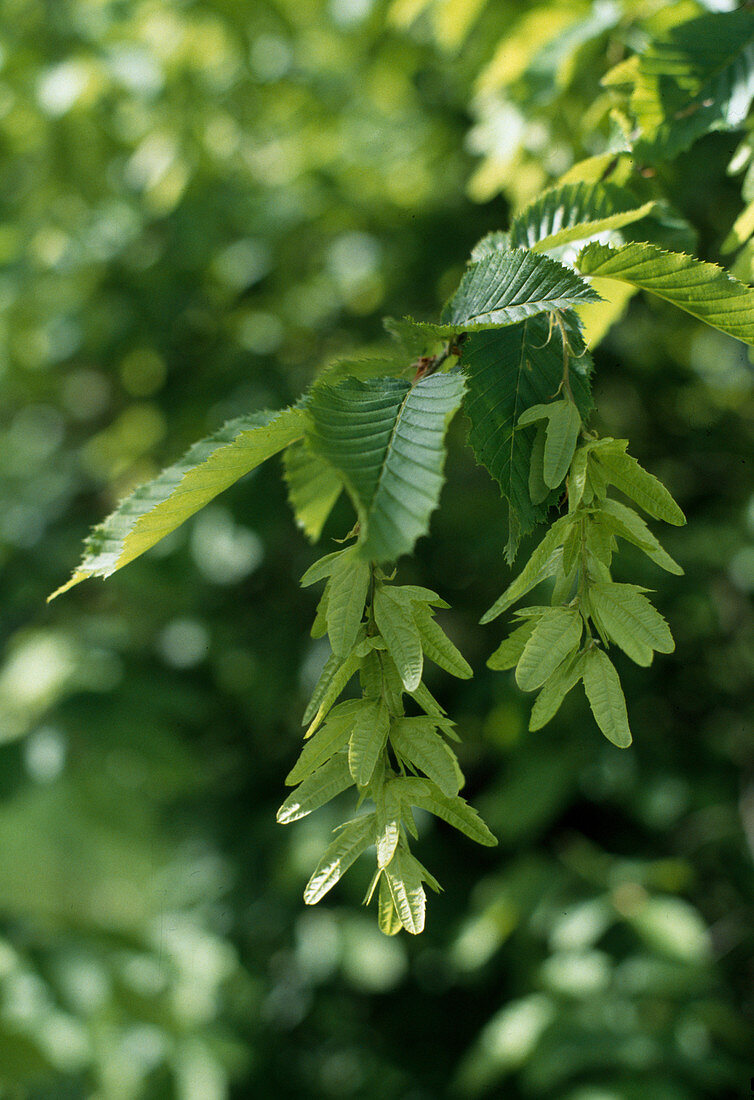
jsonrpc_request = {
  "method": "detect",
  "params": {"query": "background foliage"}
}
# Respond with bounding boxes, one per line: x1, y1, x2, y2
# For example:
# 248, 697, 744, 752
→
0, 0, 752, 1096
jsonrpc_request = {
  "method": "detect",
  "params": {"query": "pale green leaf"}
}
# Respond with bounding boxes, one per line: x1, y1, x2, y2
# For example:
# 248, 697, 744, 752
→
480, 514, 575, 624
528, 425, 549, 506
529, 653, 585, 732
385, 848, 426, 935
326, 549, 370, 657
304, 643, 365, 735
300, 549, 346, 587
593, 442, 686, 526
411, 603, 472, 680
376, 779, 403, 868
307, 372, 465, 564
487, 619, 536, 672
590, 581, 674, 666
510, 182, 657, 253
543, 399, 582, 489
383, 584, 450, 609
303, 814, 375, 904
515, 607, 583, 692
378, 875, 403, 936
285, 704, 359, 785
51, 407, 305, 598
277, 755, 354, 824
407, 680, 446, 719
390, 717, 463, 797
568, 446, 589, 511
284, 438, 342, 542
348, 697, 390, 786
582, 648, 632, 748
397, 778, 497, 847
578, 241, 754, 348
373, 587, 423, 691
599, 498, 683, 575
463, 315, 592, 560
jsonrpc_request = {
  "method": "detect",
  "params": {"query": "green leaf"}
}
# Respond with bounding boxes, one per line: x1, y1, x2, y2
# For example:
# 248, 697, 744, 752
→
303, 643, 365, 734
463, 315, 592, 559
445, 249, 601, 330
348, 697, 390, 786
593, 442, 686, 526
568, 446, 589, 511
487, 619, 536, 671
590, 581, 674, 667
385, 848, 426, 935
398, 778, 497, 847
285, 704, 359, 785
51, 407, 305, 598
307, 372, 465, 564
480, 513, 575, 623
326, 549, 370, 657
385, 584, 450, 609
376, 779, 402, 868
528, 425, 549, 506
598, 498, 683, 575
311, 588, 329, 639
515, 607, 583, 692
284, 439, 342, 542
411, 603, 472, 680
277, 755, 354, 824
378, 875, 403, 936
390, 717, 463, 797
627, 10, 754, 162
578, 242, 754, 348
373, 587, 423, 691
303, 814, 375, 904
300, 549, 346, 587
582, 648, 632, 748
542, 399, 582, 489
529, 653, 585, 732
407, 680, 446, 719
510, 182, 657, 253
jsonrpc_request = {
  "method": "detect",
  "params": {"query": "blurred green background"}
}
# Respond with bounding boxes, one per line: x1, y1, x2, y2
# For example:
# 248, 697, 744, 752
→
0, 0, 752, 1096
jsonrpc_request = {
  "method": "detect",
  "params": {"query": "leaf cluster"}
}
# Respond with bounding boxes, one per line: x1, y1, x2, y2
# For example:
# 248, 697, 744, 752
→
279, 545, 495, 934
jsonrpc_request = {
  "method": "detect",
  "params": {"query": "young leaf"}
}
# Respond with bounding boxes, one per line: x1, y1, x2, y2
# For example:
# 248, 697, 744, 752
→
487, 619, 536, 671
285, 706, 357, 785
578, 242, 754, 348
311, 588, 329, 639
411, 603, 472, 680
598, 498, 683, 575
384, 584, 450, 609
593, 444, 686, 526
307, 372, 465, 564
407, 680, 446, 719
397, 778, 497, 847
582, 648, 632, 748
515, 607, 583, 692
373, 587, 423, 692
590, 581, 674, 666
326, 550, 370, 657
542, 399, 582, 489
529, 653, 585, 732
568, 446, 590, 511
284, 439, 342, 542
348, 698, 390, 786
277, 755, 354, 824
385, 848, 426, 935
390, 717, 463, 797
463, 315, 593, 560
510, 181, 658, 253
481, 513, 575, 623
304, 644, 365, 735
378, 875, 403, 936
303, 814, 375, 905
528, 425, 549, 506
300, 549, 346, 587
375, 780, 403, 869
51, 407, 306, 599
